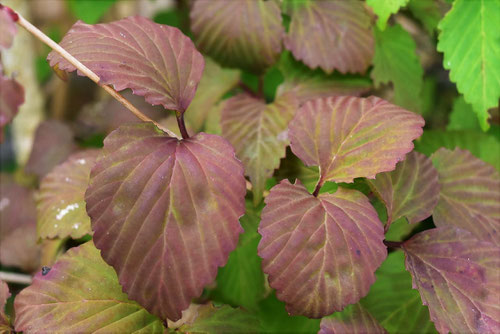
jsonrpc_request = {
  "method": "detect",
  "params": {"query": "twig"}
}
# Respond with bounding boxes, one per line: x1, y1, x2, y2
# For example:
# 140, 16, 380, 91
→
0, 271, 32, 285
9, 7, 177, 138
383, 240, 403, 249
175, 111, 189, 139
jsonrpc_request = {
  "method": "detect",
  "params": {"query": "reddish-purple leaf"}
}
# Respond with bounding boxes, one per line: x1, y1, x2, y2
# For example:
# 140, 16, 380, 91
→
190, 0, 284, 73
14, 241, 164, 332
288, 96, 424, 185
431, 148, 500, 245
37, 150, 99, 239
0, 6, 17, 50
403, 226, 500, 334
284, 1, 374, 74
0, 175, 40, 272
0, 280, 10, 328
221, 93, 298, 205
319, 304, 386, 334
258, 180, 386, 318
367, 151, 440, 226
0, 73, 24, 142
24, 120, 76, 179
47, 16, 205, 112
85, 123, 246, 321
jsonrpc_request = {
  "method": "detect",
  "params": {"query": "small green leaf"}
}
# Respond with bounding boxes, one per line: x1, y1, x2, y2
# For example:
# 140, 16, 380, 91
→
67, 0, 116, 24
367, 0, 410, 30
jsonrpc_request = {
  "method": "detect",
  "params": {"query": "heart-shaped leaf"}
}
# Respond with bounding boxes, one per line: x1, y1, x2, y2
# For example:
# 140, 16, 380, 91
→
258, 179, 386, 318
221, 93, 298, 205
319, 304, 386, 334
14, 241, 164, 332
403, 226, 500, 334
431, 148, 500, 245
37, 149, 99, 240
47, 16, 205, 112
190, 0, 283, 73
0, 73, 24, 142
85, 123, 246, 321
283, 0, 374, 74
0, 5, 17, 50
367, 151, 440, 227
288, 96, 424, 186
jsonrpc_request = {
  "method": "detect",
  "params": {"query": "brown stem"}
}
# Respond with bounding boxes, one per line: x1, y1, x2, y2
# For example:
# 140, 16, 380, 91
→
176, 111, 189, 139
238, 81, 258, 97
257, 76, 264, 98
10, 7, 177, 138
312, 179, 323, 197
383, 240, 404, 249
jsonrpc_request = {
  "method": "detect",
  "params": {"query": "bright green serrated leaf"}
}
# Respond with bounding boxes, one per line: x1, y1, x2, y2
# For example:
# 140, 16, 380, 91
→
437, 0, 500, 130
372, 24, 424, 112
367, 0, 410, 30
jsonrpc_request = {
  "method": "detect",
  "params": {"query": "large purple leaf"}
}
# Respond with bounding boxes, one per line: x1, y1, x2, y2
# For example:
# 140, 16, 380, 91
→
190, 0, 283, 73
288, 96, 424, 186
221, 93, 298, 205
0, 5, 17, 50
47, 16, 205, 112
14, 241, 164, 332
37, 150, 99, 239
85, 123, 246, 321
284, 1, 374, 74
431, 148, 500, 245
0, 175, 40, 272
0, 73, 24, 142
319, 304, 386, 334
258, 180, 386, 318
367, 151, 440, 227
403, 226, 500, 334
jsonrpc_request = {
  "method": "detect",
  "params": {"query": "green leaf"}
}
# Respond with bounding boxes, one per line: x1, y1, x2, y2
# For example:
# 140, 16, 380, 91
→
447, 96, 481, 131
372, 24, 424, 112
67, 0, 116, 24
408, 0, 442, 35
437, 0, 500, 130
367, 0, 410, 30
414, 129, 500, 171
361, 251, 437, 334
14, 241, 164, 332
209, 202, 265, 311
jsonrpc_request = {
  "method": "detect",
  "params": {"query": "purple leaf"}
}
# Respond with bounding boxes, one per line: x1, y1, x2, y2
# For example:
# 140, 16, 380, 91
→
288, 96, 424, 185
221, 92, 298, 205
85, 123, 246, 321
0, 73, 24, 142
0, 175, 40, 272
0, 5, 17, 50
258, 180, 386, 318
190, 0, 284, 73
319, 304, 386, 334
37, 149, 99, 239
403, 226, 500, 334
47, 16, 205, 112
0, 280, 10, 328
14, 241, 164, 332
24, 120, 76, 179
284, 1, 374, 74
431, 148, 500, 245
367, 151, 440, 226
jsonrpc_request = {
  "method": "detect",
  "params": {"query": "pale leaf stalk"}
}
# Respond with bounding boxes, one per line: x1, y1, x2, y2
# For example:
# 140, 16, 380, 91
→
0, 271, 32, 285
12, 9, 177, 138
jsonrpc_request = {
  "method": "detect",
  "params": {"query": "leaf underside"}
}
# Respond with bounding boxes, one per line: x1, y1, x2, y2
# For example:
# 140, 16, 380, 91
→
319, 304, 386, 334
85, 123, 247, 321
403, 226, 500, 334
258, 180, 386, 318
47, 16, 205, 112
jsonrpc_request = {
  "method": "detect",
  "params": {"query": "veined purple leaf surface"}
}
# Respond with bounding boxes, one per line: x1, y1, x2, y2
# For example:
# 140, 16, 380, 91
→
0, 5, 17, 50
37, 150, 99, 239
258, 180, 386, 318
367, 151, 440, 226
14, 241, 164, 333
24, 120, 76, 179
403, 226, 500, 334
0, 73, 24, 142
47, 16, 204, 112
284, 1, 374, 74
431, 148, 500, 245
319, 304, 386, 334
288, 96, 424, 185
0, 175, 40, 272
85, 123, 246, 321
190, 0, 283, 73
221, 93, 298, 205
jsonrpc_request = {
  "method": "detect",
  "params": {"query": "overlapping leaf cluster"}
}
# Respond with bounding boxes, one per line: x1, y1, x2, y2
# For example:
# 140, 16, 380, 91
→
1, 0, 499, 333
